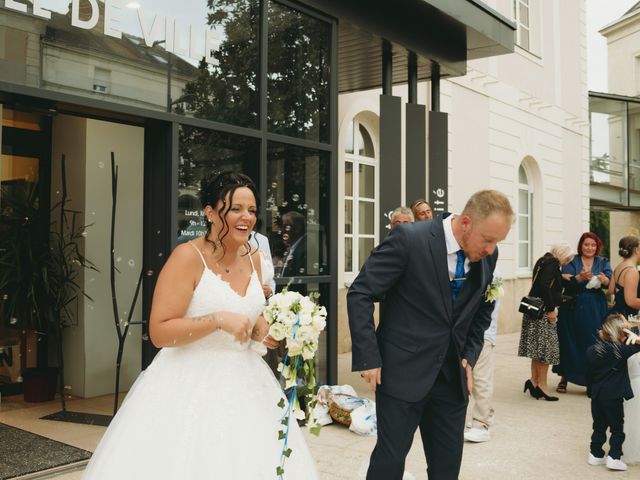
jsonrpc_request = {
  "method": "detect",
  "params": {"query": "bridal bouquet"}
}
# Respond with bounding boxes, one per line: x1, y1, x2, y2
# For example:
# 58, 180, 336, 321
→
263, 289, 326, 477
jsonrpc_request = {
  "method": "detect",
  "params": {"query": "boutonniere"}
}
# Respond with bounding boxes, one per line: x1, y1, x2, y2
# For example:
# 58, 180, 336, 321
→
484, 276, 504, 302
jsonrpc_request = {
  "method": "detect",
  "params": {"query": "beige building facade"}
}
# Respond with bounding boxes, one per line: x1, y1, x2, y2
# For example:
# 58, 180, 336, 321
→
598, 3, 640, 256
337, 0, 591, 352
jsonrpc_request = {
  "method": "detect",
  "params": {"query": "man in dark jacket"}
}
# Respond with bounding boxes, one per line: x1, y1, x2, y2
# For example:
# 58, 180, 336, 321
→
348, 190, 513, 480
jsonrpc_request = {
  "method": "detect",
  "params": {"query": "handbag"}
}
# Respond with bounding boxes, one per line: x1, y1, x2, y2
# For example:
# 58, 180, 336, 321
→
518, 262, 546, 320
518, 295, 545, 319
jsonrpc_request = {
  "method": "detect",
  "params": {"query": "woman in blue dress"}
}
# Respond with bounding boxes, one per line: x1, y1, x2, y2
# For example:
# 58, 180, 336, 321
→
554, 232, 612, 393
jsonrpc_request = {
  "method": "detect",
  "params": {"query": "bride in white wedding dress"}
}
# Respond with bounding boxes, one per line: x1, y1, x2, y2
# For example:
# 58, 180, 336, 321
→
82, 172, 318, 479
624, 351, 640, 465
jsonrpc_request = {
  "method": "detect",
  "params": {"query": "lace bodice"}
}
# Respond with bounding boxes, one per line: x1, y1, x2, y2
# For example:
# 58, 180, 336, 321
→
183, 244, 266, 351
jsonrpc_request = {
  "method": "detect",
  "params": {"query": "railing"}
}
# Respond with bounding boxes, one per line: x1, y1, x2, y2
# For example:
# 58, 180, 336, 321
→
590, 154, 625, 189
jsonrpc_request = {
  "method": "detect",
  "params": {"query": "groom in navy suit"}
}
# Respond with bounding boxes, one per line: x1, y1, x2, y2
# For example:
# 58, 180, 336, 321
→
348, 190, 514, 480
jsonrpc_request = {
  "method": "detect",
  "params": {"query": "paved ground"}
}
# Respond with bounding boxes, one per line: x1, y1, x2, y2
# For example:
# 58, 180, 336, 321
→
2, 332, 638, 479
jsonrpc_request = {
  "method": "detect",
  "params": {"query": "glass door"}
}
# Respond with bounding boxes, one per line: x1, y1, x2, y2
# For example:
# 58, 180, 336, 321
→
0, 105, 52, 392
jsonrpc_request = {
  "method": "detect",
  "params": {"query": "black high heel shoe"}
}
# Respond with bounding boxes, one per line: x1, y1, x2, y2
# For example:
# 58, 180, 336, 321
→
523, 379, 540, 398
534, 386, 559, 401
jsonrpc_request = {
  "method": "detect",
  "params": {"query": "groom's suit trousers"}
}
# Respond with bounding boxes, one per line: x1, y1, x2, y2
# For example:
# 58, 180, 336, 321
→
367, 356, 467, 480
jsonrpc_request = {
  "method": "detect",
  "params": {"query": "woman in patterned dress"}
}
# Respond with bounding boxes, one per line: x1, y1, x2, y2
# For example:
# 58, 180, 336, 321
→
518, 242, 575, 401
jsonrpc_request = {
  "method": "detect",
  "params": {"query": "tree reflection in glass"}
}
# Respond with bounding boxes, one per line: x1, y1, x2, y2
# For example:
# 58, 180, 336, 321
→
175, 0, 260, 128
267, 2, 331, 143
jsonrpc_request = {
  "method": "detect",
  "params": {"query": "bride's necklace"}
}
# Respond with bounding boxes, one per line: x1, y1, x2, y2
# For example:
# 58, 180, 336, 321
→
215, 259, 244, 274
206, 245, 246, 275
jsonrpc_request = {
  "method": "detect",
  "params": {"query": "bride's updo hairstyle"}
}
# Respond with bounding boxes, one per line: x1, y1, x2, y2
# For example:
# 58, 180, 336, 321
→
618, 235, 639, 259
199, 171, 260, 256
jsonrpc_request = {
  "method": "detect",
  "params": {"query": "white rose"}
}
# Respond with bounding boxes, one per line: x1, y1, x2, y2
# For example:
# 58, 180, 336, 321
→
263, 307, 275, 324
300, 296, 315, 314
298, 312, 313, 325
283, 311, 298, 326
312, 315, 326, 332
297, 325, 315, 342
269, 322, 287, 341
288, 337, 303, 356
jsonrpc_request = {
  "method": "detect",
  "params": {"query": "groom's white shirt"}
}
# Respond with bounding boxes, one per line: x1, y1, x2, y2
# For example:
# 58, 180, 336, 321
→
442, 214, 470, 280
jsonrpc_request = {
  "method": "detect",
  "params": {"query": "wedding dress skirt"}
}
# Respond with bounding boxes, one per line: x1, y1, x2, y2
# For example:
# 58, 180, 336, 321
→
82, 260, 318, 479
624, 352, 640, 464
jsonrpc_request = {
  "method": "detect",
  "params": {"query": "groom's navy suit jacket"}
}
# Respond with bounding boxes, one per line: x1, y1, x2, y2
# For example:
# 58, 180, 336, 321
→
348, 215, 497, 402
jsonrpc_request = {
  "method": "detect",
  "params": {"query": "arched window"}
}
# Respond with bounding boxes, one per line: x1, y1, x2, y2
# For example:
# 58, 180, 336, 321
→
518, 164, 533, 270
344, 119, 377, 277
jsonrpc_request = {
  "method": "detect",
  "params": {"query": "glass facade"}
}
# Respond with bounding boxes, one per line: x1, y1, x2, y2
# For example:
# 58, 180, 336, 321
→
266, 143, 330, 278
267, 2, 331, 143
589, 94, 640, 208
0, 0, 336, 384
0, 0, 261, 126
176, 126, 260, 243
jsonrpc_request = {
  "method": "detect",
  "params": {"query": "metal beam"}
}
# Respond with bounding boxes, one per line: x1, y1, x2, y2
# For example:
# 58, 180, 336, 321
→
382, 40, 393, 95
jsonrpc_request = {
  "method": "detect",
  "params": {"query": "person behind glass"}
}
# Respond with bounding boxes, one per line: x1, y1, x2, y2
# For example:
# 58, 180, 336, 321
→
586, 313, 640, 471
410, 198, 433, 221
554, 232, 612, 393
518, 242, 575, 401
279, 211, 307, 277
389, 206, 414, 230
249, 230, 276, 298
609, 236, 640, 317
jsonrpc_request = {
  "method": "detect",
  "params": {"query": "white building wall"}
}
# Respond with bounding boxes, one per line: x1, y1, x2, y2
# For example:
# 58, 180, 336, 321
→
602, 10, 640, 97
337, 0, 589, 349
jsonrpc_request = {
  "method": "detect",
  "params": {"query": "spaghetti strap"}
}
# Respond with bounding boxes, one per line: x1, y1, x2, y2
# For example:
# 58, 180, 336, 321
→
615, 265, 636, 287
189, 241, 208, 268
248, 249, 256, 273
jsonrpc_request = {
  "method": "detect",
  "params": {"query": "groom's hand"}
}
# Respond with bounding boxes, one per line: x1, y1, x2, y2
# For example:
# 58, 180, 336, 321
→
461, 358, 473, 394
358, 368, 381, 392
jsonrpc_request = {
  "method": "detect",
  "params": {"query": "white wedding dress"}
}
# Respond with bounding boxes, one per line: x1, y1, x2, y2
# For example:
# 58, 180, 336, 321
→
82, 245, 318, 479
624, 352, 640, 464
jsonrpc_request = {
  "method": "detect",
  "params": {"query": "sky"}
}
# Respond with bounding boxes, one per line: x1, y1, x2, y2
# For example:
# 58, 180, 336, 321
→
587, 0, 638, 91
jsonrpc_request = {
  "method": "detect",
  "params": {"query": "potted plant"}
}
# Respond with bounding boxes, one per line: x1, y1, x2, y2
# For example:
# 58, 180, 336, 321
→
0, 155, 95, 406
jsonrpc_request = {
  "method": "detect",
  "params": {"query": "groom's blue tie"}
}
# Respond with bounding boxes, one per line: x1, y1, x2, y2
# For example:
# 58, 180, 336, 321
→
450, 249, 466, 301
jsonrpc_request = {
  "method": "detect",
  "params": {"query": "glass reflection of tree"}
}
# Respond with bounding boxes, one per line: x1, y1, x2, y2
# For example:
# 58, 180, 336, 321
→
176, 0, 260, 193
267, 2, 331, 143
176, 0, 259, 128
176, 0, 330, 141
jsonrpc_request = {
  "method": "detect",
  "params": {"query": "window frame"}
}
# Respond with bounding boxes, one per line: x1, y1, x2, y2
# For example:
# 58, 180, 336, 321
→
343, 119, 377, 283
517, 164, 533, 273
514, 0, 531, 52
